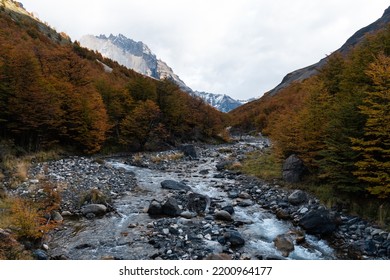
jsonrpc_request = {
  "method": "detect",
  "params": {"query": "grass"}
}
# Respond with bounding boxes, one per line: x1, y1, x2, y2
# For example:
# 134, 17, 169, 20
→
239, 150, 282, 180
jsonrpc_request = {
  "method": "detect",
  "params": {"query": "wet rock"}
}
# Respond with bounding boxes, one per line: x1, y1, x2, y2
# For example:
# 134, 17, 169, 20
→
179, 145, 198, 159
81, 204, 107, 217
276, 209, 291, 220
148, 200, 163, 216
288, 190, 308, 205
162, 197, 182, 217
187, 192, 210, 214
299, 208, 336, 235
215, 210, 233, 221
282, 154, 306, 183
273, 234, 295, 257
238, 199, 254, 207
161, 180, 191, 191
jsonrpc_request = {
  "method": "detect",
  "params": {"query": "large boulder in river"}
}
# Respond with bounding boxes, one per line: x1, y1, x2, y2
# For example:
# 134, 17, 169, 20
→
282, 154, 306, 183
187, 192, 210, 214
162, 197, 182, 217
161, 180, 191, 191
299, 208, 336, 235
273, 234, 295, 257
147, 200, 162, 216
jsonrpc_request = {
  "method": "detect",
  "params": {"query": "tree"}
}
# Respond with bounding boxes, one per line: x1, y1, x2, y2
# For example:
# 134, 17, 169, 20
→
120, 100, 166, 150
352, 54, 390, 198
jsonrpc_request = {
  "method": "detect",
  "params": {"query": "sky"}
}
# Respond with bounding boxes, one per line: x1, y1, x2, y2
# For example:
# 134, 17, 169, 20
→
21, 0, 390, 100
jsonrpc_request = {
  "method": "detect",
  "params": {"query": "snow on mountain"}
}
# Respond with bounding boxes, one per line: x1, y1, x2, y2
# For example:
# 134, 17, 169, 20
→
79, 33, 245, 112
192, 91, 245, 113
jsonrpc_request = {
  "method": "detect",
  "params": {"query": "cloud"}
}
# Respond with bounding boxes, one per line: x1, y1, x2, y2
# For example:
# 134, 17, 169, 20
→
22, 0, 390, 99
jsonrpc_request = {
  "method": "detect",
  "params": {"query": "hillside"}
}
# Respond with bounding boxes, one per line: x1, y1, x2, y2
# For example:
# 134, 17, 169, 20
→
0, 0, 226, 155
229, 6, 390, 199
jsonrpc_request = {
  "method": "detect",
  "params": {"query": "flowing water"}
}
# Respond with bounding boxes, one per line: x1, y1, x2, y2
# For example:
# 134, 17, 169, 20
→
48, 139, 336, 260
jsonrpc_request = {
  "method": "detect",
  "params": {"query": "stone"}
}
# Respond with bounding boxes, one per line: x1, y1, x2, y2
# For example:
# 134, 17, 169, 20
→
161, 180, 191, 191
147, 200, 162, 216
81, 204, 107, 217
223, 230, 245, 247
33, 249, 49, 260
298, 208, 337, 235
180, 211, 195, 219
187, 192, 210, 214
238, 199, 254, 207
215, 210, 233, 221
216, 161, 234, 171
288, 190, 308, 205
162, 197, 182, 217
239, 192, 251, 199
273, 234, 295, 257
276, 209, 291, 220
51, 211, 63, 222
179, 144, 198, 159
222, 205, 235, 215
282, 154, 306, 183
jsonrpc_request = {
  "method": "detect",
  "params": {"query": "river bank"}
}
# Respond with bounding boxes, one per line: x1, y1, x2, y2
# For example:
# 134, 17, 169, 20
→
4, 137, 390, 260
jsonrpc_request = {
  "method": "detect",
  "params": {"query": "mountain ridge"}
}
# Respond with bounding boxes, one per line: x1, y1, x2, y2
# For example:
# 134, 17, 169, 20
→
79, 33, 246, 112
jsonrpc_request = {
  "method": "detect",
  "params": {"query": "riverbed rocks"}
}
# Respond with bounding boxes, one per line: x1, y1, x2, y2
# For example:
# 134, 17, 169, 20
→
298, 208, 337, 235
273, 234, 294, 257
81, 204, 107, 217
161, 180, 191, 192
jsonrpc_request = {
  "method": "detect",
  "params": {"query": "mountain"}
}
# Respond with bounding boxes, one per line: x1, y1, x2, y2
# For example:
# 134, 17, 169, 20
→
266, 6, 390, 97
192, 91, 248, 113
79, 34, 245, 112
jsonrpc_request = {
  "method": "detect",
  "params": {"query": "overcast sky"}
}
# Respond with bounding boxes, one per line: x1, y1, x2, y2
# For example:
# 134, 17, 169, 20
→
22, 0, 390, 100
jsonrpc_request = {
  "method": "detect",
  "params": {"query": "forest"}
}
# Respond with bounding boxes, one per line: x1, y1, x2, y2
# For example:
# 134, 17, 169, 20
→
0, 6, 227, 156
230, 25, 390, 199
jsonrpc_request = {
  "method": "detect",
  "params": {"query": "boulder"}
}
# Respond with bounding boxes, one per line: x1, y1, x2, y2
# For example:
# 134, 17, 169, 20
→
33, 249, 49, 260
216, 161, 234, 171
215, 210, 233, 221
51, 211, 63, 222
187, 192, 210, 214
298, 208, 337, 235
161, 180, 191, 191
179, 144, 198, 159
222, 205, 235, 215
223, 230, 245, 247
282, 154, 306, 183
81, 204, 107, 217
147, 200, 163, 216
273, 234, 295, 257
288, 190, 308, 205
162, 197, 182, 217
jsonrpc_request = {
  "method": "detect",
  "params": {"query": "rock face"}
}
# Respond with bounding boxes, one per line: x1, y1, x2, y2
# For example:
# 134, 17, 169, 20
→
161, 180, 191, 191
299, 208, 337, 235
282, 154, 306, 183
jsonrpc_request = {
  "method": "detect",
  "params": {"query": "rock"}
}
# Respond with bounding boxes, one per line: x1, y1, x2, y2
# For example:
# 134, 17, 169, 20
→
51, 211, 63, 222
223, 230, 245, 247
228, 190, 239, 199
179, 144, 198, 159
215, 210, 233, 221
288, 190, 308, 205
180, 211, 196, 219
61, 211, 73, 217
222, 205, 235, 215
238, 199, 254, 207
147, 200, 163, 216
161, 180, 191, 191
282, 154, 306, 183
299, 208, 336, 235
205, 253, 232, 260
33, 249, 49, 260
276, 209, 291, 220
216, 161, 233, 171
239, 192, 251, 199
273, 234, 295, 257
162, 197, 182, 217
81, 204, 107, 217
187, 192, 210, 214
